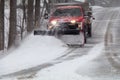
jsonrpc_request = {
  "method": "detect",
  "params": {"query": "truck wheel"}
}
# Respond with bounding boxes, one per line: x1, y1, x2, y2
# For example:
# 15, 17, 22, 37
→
88, 24, 92, 37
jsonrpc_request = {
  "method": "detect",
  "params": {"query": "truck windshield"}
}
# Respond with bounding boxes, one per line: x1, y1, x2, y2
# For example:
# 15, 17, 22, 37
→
52, 8, 82, 17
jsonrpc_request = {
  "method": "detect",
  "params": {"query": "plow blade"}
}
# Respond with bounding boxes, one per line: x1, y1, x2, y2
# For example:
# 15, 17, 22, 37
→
34, 30, 55, 36
34, 29, 80, 36
34, 30, 85, 47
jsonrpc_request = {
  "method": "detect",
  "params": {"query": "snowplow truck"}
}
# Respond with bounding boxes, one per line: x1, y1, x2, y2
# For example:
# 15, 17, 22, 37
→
34, 2, 93, 46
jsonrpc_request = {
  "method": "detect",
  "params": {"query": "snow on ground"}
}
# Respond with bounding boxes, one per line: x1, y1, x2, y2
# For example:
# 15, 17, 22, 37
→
0, 34, 68, 75
0, 6, 105, 80
32, 43, 104, 80
0, 43, 104, 80
74, 0, 85, 2
92, 6, 103, 9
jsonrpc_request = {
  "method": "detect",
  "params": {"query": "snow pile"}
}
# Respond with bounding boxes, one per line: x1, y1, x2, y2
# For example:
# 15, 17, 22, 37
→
74, 0, 85, 2
35, 73, 92, 80
0, 34, 67, 75
30, 43, 104, 80
1, 43, 104, 80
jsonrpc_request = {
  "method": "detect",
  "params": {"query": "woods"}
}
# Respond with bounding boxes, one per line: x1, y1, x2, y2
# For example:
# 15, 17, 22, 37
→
0, 0, 70, 51
8, 0, 17, 48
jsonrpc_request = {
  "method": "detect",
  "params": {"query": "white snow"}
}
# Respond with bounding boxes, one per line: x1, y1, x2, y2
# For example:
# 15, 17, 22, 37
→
31, 43, 104, 80
74, 0, 85, 2
92, 6, 103, 9
0, 34, 68, 75
0, 5, 106, 80
0, 43, 104, 80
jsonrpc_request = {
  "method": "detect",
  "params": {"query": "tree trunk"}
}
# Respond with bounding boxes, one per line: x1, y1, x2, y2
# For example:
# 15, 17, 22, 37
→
0, 0, 4, 50
8, 0, 17, 48
27, 0, 34, 33
21, 0, 27, 39
35, 0, 40, 28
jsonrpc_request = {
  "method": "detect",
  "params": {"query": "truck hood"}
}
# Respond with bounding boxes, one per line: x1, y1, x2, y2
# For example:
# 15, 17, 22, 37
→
49, 16, 84, 23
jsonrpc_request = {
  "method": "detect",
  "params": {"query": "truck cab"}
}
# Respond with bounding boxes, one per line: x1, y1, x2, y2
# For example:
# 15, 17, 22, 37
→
47, 3, 92, 37
48, 6, 85, 33
44, 2, 93, 45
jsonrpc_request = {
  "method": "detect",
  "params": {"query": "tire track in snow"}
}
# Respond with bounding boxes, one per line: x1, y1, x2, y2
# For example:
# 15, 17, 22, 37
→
0, 47, 78, 78
104, 8, 120, 70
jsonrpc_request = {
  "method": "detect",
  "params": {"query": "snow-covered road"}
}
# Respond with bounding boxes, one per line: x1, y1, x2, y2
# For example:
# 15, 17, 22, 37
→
1, 6, 120, 80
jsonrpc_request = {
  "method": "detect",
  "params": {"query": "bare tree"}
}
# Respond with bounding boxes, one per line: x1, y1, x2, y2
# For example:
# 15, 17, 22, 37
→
8, 0, 17, 48
20, 0, 27, 39
35, 0, 40, 28
0, 0, 4, 50
27, 0, 34, 33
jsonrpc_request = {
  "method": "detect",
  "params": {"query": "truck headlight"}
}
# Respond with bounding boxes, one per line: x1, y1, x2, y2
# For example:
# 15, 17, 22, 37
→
51, 20, 57, 25
70, 20, 76, 24
48, 20, 59, 29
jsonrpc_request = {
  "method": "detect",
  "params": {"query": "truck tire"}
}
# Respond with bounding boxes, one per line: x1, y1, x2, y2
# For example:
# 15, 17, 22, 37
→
88, 24, 92, 37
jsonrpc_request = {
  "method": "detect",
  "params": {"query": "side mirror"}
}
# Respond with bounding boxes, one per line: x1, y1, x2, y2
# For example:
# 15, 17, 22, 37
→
85, 11, 92, 16
44, 13, 48, 19
93, 17, 95, 20
87, 11, 92, 16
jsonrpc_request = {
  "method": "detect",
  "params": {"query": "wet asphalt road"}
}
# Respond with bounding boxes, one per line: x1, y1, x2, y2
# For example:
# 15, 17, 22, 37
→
1, 7, 120, 80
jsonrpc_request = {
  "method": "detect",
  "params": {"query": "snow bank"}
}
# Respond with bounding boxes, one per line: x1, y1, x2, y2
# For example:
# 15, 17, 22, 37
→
35, 73, 92, 80
74, 0, 85, 2
30, 43, 104, 80
0, 40, 104, 80
0, 34, 67, 75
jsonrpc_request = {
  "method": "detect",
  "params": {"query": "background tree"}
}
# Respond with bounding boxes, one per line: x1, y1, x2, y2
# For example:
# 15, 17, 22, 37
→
21, 0, 27, 39
0, 0, 4, 50
27, 0, 34, 33
35, 0, 40, 28
8, 0, 17, 48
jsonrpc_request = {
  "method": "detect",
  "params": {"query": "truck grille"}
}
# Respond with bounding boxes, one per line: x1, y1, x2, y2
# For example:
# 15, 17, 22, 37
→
60, 22, 78, 29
